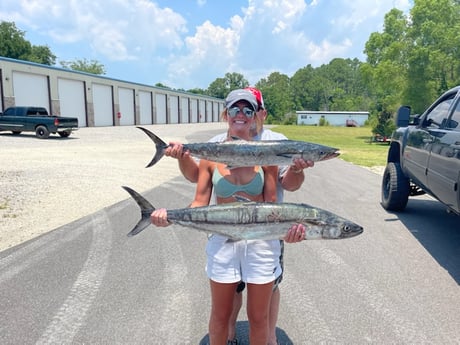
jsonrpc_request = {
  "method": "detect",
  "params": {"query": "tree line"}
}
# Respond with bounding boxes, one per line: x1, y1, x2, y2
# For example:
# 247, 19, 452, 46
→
2, 0, 460, 136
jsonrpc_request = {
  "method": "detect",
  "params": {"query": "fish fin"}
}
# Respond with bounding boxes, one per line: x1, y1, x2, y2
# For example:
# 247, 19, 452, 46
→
230, 136, 244, 141
232, 194, 251, 202
122, 186, 155, 237
136, 127, 169, 168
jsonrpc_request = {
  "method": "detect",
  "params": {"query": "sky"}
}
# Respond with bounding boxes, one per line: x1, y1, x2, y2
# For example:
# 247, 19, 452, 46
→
1, 0, 412, 90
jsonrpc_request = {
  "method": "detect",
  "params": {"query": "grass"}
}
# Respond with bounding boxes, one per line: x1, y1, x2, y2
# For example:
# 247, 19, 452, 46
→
271, 125, 389, 167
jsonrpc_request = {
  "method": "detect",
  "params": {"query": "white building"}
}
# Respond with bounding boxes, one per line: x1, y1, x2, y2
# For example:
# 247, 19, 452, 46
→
296, 110, 369, 126
0, 57, 224, 127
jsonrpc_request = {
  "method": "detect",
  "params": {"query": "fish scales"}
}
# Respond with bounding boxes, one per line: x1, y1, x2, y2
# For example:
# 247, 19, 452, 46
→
122, 186, 363, 240
167, 203, 320, 225
137, 127, 340, 168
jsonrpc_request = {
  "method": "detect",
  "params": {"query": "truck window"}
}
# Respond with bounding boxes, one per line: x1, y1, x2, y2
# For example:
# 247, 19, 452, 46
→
26, 109, 48, 116
425, 96, 454, 128
447, 100, 460, 129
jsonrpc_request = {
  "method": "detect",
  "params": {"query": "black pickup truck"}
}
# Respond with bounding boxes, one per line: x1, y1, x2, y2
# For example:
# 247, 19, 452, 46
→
381, 86, 460, 214
0, 106, 79, 139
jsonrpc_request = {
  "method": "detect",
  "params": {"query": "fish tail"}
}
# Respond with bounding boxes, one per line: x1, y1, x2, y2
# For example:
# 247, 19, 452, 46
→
122, 186, 155, 237
137, 127, 168, 168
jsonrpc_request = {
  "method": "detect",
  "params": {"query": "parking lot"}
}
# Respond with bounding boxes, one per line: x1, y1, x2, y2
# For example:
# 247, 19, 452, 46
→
0, 123, 227, 251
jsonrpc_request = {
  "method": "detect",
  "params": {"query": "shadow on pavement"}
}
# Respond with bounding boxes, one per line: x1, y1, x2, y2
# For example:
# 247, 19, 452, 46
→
198, 321, 293, 345
385, 198, 460, 284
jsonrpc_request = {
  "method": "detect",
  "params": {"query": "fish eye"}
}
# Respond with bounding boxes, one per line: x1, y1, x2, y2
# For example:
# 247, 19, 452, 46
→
342, 225, 351, 232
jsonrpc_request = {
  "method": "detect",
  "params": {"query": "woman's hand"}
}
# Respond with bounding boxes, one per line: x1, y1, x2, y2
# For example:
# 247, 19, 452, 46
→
150, 208, 170, 227
165, 142, 187, 160
283, 223, 306, 242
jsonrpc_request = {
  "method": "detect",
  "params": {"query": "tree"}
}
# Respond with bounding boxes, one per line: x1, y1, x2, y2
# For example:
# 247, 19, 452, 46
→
0, 21, 56, 65
256, 72, 292, 123
29, 45, 56, 65
362, 9, 408, 136
404, 0, 460, 112
207, 72, 249, 99
60, 58, 106, 75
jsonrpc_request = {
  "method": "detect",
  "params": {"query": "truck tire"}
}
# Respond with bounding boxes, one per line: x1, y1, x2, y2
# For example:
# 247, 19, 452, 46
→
35, 125, 50, 139
381, 162, 410, 211
58, 131, 71, 137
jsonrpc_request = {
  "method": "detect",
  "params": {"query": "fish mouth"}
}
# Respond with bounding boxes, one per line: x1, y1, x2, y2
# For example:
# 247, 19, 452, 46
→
342, 225, 364, 238
320, 150, 341, 161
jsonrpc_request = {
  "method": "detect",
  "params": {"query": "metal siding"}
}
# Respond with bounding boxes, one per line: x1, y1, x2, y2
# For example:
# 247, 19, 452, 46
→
155, 93, 167, 123
12, 71, 49, 112
118, 87, 135, 125
138, 91, 152, 125
93, 84, 113, 126
58, 78, 87, 127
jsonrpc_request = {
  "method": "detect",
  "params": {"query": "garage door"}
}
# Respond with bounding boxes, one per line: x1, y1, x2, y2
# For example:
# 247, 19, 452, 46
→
12, 71, 49, 112
180, 97, 189, 123
155, 93, 167, 124
169, 95, 179, 124
93, 84, 113, 126
138, 91, 152, 125
118, 87, 135, 126
190, 99, 198, 123
58, 78, 87, 127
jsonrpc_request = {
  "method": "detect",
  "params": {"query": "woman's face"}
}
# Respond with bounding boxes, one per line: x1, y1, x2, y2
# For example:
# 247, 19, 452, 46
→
226, 101, 256, 137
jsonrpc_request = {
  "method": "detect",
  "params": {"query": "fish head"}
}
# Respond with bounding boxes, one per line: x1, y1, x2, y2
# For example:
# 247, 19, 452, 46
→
317, 146, 340, 162
320, 219, 363, 239
337, 220, 363, 238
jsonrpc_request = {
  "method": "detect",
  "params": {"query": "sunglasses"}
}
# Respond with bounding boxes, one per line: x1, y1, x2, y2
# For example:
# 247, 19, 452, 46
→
228, 106, 255, 118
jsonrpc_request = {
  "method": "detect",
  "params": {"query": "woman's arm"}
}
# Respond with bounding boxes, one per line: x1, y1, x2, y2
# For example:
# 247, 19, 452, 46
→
262, 165, 278, 203
189, 159, 213, 208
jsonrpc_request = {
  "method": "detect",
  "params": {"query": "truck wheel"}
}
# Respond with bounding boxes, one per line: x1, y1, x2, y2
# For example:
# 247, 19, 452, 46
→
12, 131, 22, 135
381, 162, 410, 211
59, 131, 71, 137
35, 125, 50, 139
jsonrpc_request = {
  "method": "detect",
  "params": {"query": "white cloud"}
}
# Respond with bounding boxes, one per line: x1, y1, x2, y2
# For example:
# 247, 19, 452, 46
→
0, 0, 414, 89
4, 0, 188, 61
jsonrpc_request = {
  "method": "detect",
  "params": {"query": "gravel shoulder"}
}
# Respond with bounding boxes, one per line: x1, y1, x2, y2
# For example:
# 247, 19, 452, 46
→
0, 123, 383, 252
0, 123, 229, 252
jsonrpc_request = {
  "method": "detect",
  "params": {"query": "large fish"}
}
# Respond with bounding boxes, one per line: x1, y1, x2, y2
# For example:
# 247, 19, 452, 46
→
122, 186, 363, 240
137, 127, 340, 168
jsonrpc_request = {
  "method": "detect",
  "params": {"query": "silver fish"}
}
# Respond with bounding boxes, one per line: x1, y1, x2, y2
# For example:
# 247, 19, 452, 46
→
122, 186, 363, 240
137, 127, 340, 168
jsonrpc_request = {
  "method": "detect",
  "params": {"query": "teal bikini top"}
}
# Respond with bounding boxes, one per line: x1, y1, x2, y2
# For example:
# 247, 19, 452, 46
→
212, 167, 264, 198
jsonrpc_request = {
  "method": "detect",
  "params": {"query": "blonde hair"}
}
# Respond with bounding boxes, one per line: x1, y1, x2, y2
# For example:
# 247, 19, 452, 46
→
220, 108, 228, 121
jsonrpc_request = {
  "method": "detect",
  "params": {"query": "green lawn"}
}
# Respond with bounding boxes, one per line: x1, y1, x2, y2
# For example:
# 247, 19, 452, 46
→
271, 125, 389, 167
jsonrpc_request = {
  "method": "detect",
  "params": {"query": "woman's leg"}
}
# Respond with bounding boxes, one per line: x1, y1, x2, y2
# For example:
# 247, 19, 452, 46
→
209, 280, 239, 345
246, 281, 274, 345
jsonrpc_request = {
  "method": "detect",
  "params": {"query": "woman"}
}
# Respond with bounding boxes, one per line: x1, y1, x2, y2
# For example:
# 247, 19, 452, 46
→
151, 89, 281, 345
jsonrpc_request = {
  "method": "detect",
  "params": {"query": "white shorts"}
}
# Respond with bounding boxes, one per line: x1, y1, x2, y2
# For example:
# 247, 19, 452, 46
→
205, 235, 282, 284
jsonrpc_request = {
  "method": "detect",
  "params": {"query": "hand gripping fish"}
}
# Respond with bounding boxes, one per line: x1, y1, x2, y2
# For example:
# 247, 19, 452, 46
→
123, 186, 363, 240
137, 127, 340, 168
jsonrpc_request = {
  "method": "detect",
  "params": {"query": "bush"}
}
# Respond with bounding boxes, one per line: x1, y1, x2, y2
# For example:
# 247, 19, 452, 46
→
318, 117, 330, 126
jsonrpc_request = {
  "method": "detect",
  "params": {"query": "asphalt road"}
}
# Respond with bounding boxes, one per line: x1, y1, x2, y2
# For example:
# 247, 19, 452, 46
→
0, 127, 459, 345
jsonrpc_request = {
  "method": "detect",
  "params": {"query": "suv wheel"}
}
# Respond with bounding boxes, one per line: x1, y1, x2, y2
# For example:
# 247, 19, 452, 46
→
381, 162, 410, 211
